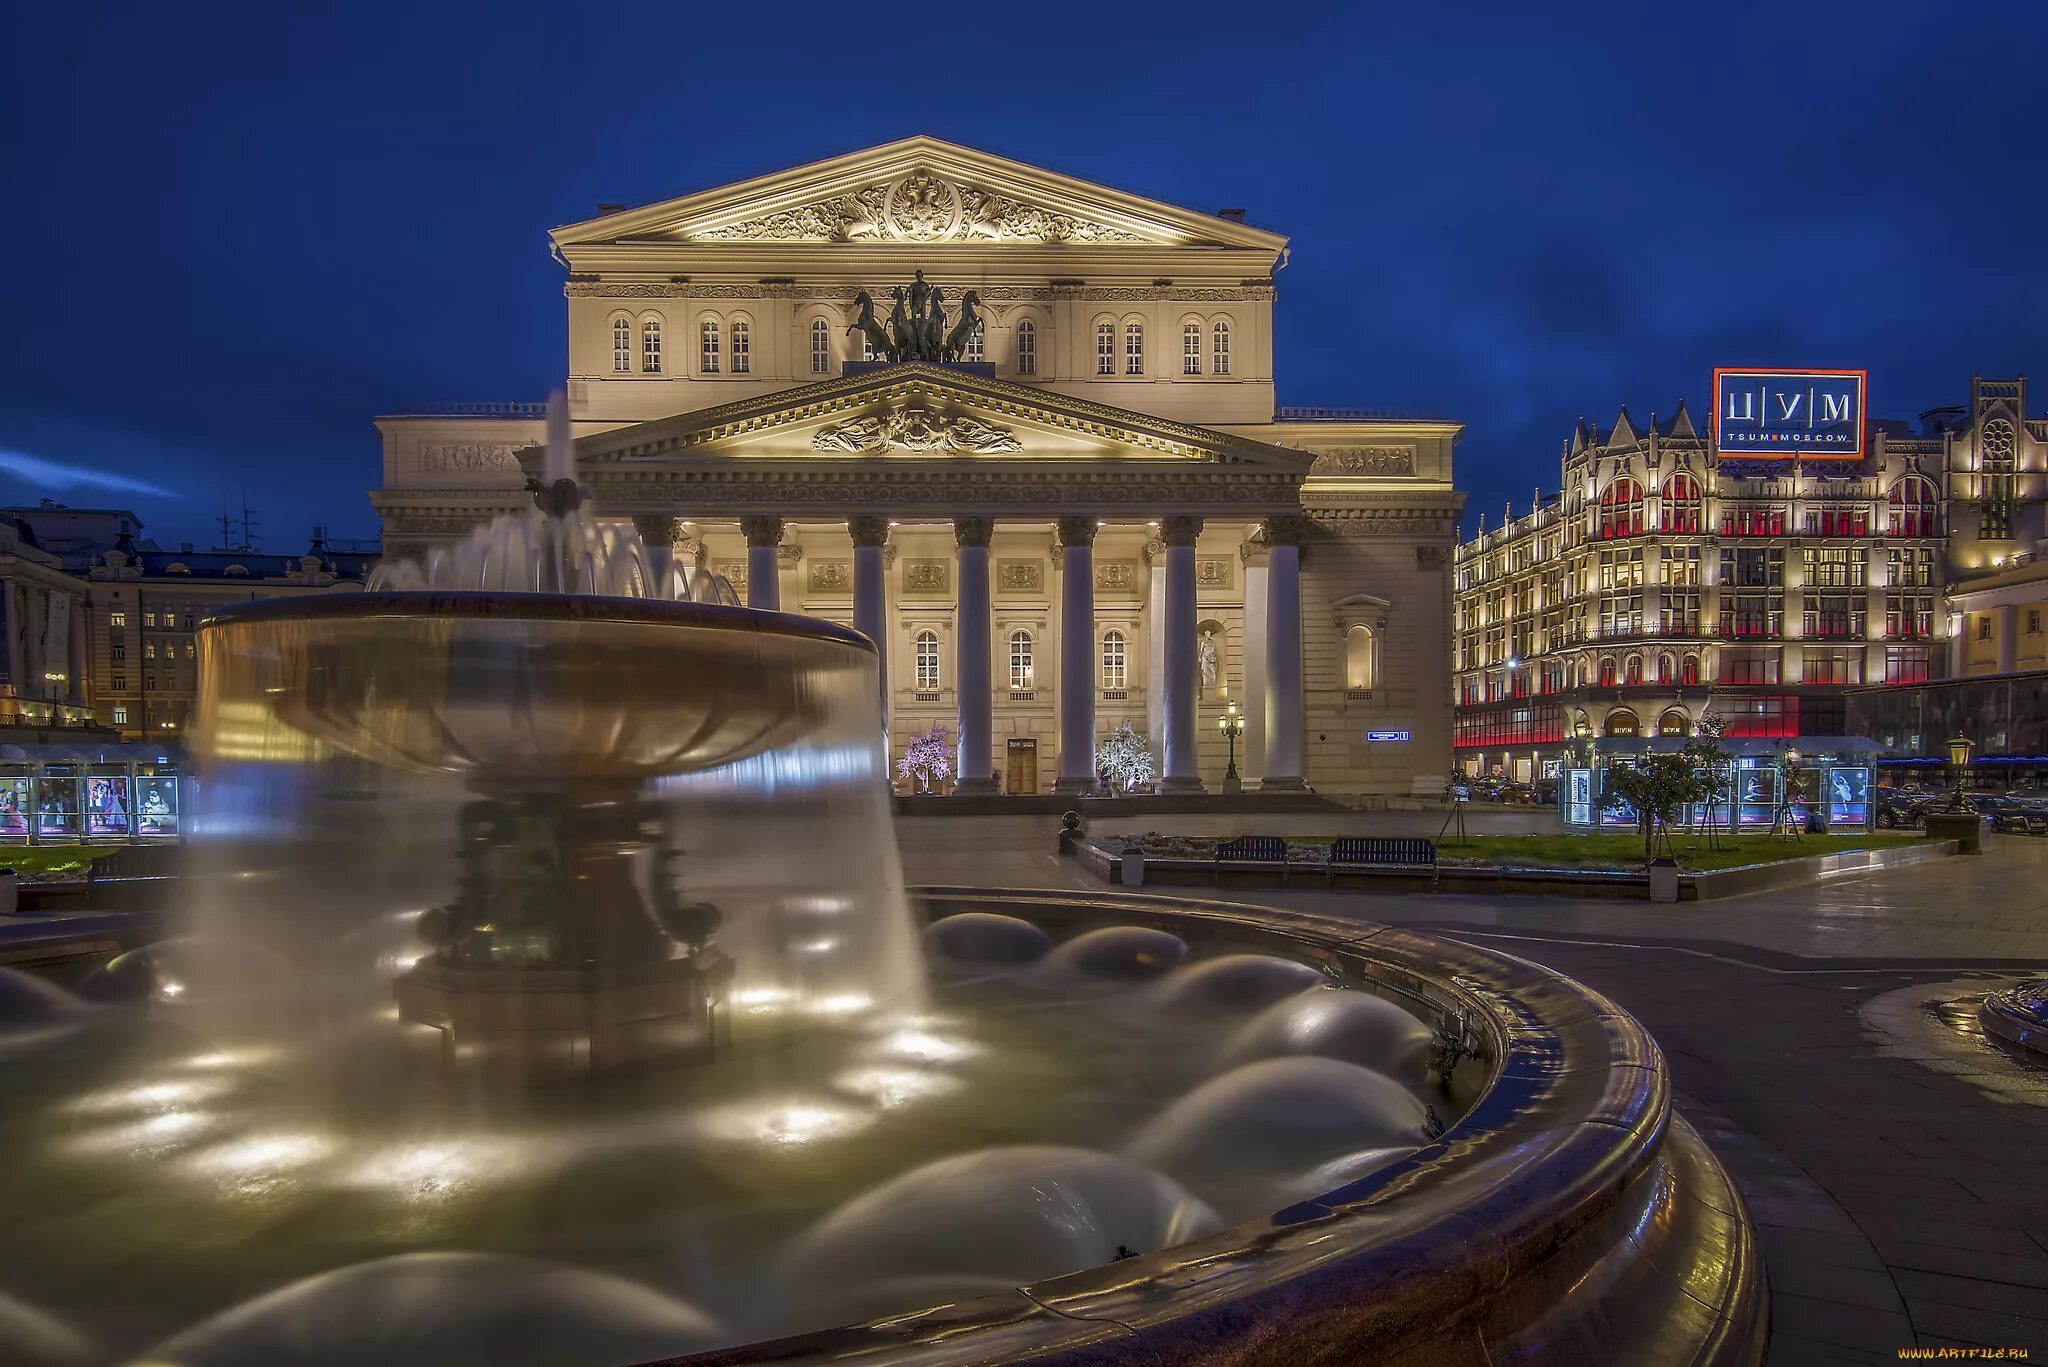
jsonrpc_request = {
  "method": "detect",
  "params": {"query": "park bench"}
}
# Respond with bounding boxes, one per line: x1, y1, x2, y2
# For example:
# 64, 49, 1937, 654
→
1327, 836, 1438, 884
1214, 835, 1289, 882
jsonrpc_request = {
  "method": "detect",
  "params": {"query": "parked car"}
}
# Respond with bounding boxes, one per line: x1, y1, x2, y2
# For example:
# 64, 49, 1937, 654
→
1988, 790, 2048, 835
1874, 789, 1931, 830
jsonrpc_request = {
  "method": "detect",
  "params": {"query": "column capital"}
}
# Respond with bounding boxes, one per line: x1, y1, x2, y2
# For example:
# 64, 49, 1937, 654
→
777, 542, 805, 564
631, 514, 680, 548
1055, 516, 1098, 550
847, 515, 891, 549
739, 516, 784, 548
953, 516, 995, 549
1160, 516, 1204, 548
1262, 515, 1315, 548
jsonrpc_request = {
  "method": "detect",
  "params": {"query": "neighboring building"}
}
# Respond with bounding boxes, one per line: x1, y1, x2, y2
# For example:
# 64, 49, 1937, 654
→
84, 540, 375, 740
0, 514, 96, 730
368, 137, 1464, 796
0, 500, 148, 574
1453, 376, 2045, 781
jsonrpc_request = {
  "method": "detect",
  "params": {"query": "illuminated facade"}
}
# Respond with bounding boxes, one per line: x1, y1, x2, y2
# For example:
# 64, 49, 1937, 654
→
1453, 376, 2046, 779
369, 138, 1462, 796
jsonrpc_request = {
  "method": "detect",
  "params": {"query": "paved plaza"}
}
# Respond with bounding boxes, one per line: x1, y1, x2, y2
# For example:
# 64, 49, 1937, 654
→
900, 815, 2048, 1363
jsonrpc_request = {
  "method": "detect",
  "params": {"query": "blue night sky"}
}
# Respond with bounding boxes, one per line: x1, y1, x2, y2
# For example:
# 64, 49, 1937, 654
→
4, 2, 2043, 551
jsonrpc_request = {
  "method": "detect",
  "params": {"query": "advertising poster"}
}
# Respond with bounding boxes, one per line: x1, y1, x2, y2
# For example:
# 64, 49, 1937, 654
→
1828, 766, 1871, 829
1566, 769, 1593, 826
85, 776, 132, 837
0, 776, 29, 839
35, 773, 79, 838
137, 777, 179, 837
1736, 763, 1777, 828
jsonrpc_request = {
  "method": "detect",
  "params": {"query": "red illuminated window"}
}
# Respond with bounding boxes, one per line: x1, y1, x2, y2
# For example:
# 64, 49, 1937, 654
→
1660, 474, 1702, 533
1599, 478, 1644, 537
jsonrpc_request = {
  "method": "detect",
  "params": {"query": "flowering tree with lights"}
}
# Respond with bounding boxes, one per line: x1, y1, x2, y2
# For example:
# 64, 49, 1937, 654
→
897, 724, 953, 793
1095, 722, 1157, 794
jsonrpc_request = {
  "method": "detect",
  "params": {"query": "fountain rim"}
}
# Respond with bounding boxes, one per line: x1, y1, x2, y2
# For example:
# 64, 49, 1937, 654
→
196, 591, 877, 653
644, 886, 1765, 1367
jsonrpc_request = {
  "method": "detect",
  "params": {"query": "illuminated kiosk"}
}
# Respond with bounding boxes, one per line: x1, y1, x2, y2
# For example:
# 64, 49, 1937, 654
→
197, 592, 874, 1080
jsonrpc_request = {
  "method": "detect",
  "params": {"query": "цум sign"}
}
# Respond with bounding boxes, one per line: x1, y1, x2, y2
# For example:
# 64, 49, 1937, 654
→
1712, 368, 1866, 458
1365, 729, 1411, 743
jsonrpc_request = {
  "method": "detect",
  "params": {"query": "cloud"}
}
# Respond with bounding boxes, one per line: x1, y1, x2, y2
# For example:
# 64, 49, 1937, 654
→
0, 448, 178, 499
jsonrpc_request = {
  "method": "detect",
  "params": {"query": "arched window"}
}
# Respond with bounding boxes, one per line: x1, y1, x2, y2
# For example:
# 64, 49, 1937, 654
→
1658, 709, 1690, 738
1661, 473, 1702, 533
1182, 322, 1202, 376
1888, 475, 1937, 536
964, 317, 984, 363
810, 318, 832, 374
1625, 653, 1643, 684
640, 317, 663, 374
730, 320, 751, 374
1657, 652, 1676, 684
1599, 656, 1617, 687
1211, 318, 1231, 376
611, 317, 632, 373
1016, 319, 1037, 375
1101, 630, 1127, 690
1606, 708, 1639, 738
1983, 418, 2017, 538
914, 630, 940, 691
1599, 477, 1644, 537
1345, 625, 1375, 689
699, 320, 721, 374
1681, 653, 1700, 685
1009, 630, 1034, 689
1123, 321, 1144, 375
1095, 321, 1115, 375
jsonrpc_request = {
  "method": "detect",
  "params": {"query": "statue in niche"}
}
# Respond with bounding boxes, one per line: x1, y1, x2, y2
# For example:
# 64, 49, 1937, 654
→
1198, 630, 1220, 692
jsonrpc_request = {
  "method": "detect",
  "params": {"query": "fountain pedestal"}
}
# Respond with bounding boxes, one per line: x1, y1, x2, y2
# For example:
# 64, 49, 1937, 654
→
395, 950, 733, 1083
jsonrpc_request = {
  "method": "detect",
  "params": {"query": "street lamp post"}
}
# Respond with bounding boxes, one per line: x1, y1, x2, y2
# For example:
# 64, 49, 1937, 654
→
1218, 700, 1244, 796
1945, 732, 1976, 813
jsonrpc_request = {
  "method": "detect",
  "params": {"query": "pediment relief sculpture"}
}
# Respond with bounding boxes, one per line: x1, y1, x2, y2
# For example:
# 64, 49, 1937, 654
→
812, 403, 1023, 455
1309, 447, 1417, 477
691, 170, 1149, 245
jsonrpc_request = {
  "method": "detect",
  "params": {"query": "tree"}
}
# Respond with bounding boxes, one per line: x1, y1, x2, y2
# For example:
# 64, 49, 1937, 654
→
1603, 745, 1716, 863
1689, 704, 1734, 851
1095, 722, 1157, 794
897, 724, 952, 793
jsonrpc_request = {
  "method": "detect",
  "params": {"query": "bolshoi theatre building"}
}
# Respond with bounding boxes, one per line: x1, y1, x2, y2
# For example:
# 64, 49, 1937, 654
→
370, 138, 1463, 796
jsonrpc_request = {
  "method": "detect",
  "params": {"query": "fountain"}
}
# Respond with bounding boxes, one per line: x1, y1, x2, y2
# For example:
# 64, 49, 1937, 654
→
0, 394, 1766, 1365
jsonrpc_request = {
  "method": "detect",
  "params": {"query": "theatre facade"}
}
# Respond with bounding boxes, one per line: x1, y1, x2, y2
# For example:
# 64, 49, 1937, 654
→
369, 138, 1461, 795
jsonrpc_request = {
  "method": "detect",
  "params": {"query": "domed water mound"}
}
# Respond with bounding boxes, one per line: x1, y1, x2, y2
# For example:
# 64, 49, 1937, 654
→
1224, 986, 1438, 1086
145, 1253, 723, 1367
920, 912, 1053, 968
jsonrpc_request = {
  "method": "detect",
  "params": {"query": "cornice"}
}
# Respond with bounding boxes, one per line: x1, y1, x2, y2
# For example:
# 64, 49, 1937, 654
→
564, 280, 1276, 302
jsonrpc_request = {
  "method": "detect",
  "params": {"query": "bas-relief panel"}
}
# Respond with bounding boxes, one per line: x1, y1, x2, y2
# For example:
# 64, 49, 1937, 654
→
996, 561, 1044, 593
903, 559, 951, 594
1196, 558, 1234, 590
419, 443, 519, 473
714, 560, 748, 593
1095, 562, 1137, 593
809, 560, 853, 593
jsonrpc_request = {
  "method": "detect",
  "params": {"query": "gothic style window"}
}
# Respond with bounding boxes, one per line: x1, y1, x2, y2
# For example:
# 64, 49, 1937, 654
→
612, 317, 632, 373
1657, 652, 1676, 683
1101, 630, 1127, 691
1182, 322, 1202, 376
1658, 709, 1690, 737
1016, 319, 1037, 375
915, 630, 940, 691
700, 320, 721, 374
1888, 475, 1937, 536
1982, 418, 2016, 538
1660, 473, 1702, 533
1681, 653, 1700, 685
731, 320, 751, 374
1095, 322, 1115, 375
1624, 653, 1643, 684
1009, 630, 1034, 689
810, 318, 831, 374
1598, 477, 1645, 537
1124, 322, 1144, 376
640, 319, 662, 374
1212, 318, 1231, 375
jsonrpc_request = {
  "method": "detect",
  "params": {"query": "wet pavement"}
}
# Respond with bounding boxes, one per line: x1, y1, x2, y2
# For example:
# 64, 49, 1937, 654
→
898, 815, 2048, 1362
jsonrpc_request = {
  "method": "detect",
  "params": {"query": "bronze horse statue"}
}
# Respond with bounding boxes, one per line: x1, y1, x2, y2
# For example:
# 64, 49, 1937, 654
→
943, 290, 985, 362
922, 288, 949, 362
887, 287, 918, 362
847, 291, 893, 364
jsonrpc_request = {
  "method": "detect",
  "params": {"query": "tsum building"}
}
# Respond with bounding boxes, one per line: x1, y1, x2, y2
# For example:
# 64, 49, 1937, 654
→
368, 138, 1462, 796
1452, 376, 2045, 781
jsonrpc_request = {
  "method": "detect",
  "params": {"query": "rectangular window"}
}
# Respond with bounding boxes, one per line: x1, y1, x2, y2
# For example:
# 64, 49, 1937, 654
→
1183, 325, 1201, 376
964, 322, 983, 364
1016, 323, 1037, 375
112, 706, 128, 725
1885, 645, 1931, 684
110, 611, 126, 628
1801, 547, 1866, 589
700, 321, 720, 374
143, 611, 157, 628
641, 320, 662, 374
1722, 594, 1783, 638
1885, 594, 1934, 638
1801, 594, 1865, 639
144, 643, 155, 660
1801, 650, 1863, 685
1124, 324, 1144, 376
112, 675, 126, 690
1095, 323, 1115, 375
612, 318, 632, 373
111, 645, 125, 661
1212, 321, 1231, 375
1101, 633, 1127, 691
810, 321, 831, 374
731, 321, 750, 374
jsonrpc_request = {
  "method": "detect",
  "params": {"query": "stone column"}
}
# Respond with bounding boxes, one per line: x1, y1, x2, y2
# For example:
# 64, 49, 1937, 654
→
1997, 604, 2018, 675
849, 516, 891, 718
1053, 517, 1098, 794
1261, 516, 1307, 790
1160, 516, 1204, 792
1950, 612, 1968, 678
741, 516, 784, 611
1242, 532, 1270, 780
631, 515, 678, 589
953, 518, 998, 794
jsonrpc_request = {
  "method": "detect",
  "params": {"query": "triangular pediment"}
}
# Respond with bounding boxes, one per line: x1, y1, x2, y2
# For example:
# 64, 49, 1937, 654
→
569, 364, 1314, 472
552, 136, 1288, 252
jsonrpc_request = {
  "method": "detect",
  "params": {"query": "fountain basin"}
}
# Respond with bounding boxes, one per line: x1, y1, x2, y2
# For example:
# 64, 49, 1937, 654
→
646, 886, 1766, 1367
